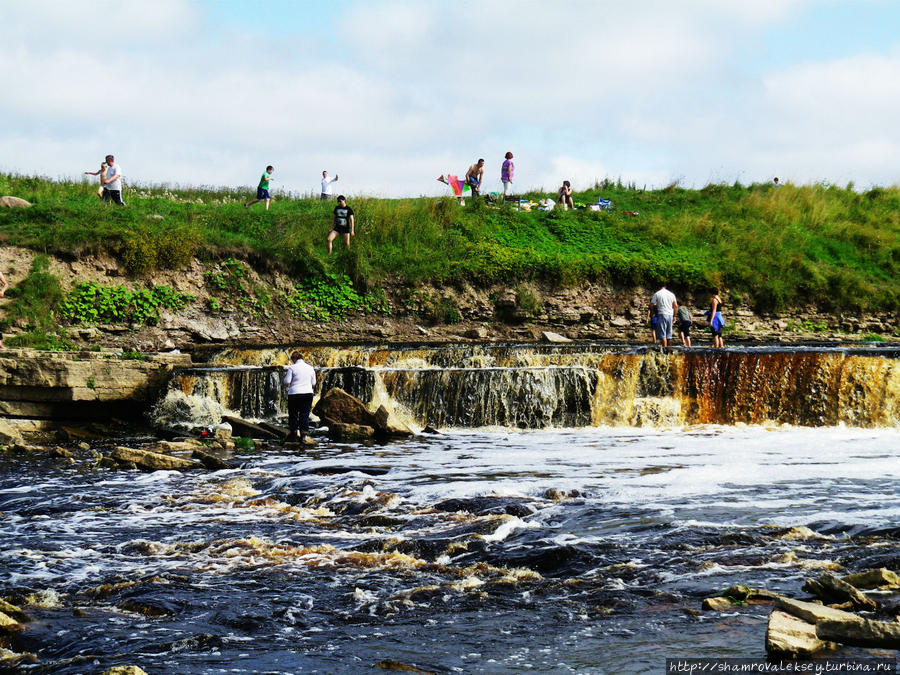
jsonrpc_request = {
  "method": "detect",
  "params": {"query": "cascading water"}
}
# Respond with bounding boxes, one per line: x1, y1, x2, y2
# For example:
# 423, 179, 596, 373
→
152, 343, 900, 429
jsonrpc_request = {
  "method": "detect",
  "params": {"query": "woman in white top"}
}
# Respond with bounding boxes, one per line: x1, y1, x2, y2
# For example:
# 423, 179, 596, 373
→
284, 351, 316, 441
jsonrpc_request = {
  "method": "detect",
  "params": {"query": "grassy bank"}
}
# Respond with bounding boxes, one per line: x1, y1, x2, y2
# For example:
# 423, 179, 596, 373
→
1, 173, 897, 314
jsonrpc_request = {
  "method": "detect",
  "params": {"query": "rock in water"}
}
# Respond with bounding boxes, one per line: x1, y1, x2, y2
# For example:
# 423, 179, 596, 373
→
374, 405, 413, 437
191, 449, 231, 470
0, 419, 23, 445
0, 196, 32, 208
842, 568, 900, 590
110, 446, 203, 472
817, 616, 900, 649
221, 415, 280, 440
0, 599, 31, 623
542, 330, 572, 343
313, 387, 376, 427
775, 596, 861, 625
803, 571, 877, 610
765, 610, 830, 658
701, 597, 733, 611
101, 668, 150, 675
327, 423, 375, 442
0, 610, 25, 635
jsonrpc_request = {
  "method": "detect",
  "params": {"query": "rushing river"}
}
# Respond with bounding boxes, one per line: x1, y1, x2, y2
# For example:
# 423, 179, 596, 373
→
2, 424, 899, 674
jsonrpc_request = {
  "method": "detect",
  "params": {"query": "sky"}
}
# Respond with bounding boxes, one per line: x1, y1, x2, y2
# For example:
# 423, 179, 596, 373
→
2, 0, 900, 198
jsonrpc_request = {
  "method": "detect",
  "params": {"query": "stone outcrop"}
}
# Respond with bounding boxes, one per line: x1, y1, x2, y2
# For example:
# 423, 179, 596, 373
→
374, 405, 413, 438
110, 446, 202, 472
327, 423, 375, 442
0, 419, 23, 445
314, 388, 376, 427
843, 568, 900, 590
0, 196, 31, 208
0, 349, 190, 423
765, 610, 832, 658
817, 616, 900, 649
803, 571, 877, 611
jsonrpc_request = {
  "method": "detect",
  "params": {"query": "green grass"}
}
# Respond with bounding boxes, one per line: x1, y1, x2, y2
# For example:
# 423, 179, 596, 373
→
1, 174, 898, 313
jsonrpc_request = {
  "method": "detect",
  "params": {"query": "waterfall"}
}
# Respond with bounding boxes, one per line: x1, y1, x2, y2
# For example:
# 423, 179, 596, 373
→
151, 344, 900, 430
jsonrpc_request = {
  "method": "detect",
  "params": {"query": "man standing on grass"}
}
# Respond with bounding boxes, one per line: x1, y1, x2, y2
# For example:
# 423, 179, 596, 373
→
101, 154, 125, 206
466, 159, 485, 199
650, 283, 678, 348
321, 170, 339, 200
327, 195, 354, 253
284, 351, 316, 443
245, 165, 274, 210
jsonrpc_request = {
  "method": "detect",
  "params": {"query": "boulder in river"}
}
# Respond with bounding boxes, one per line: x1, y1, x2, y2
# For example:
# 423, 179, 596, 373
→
0, 610, 25, 635
314, 387, 376, 427
221, 415, 281, 440
191, 449, 231, 470
101, 667, 150, 675
110, 446, 203, 472
843, 568, 900, 590
765, 610, 833, 658
374, 405, 413, 438
327, 423, 375, 443
802, 571, 877, 611
816, 615, 900, 649
701, 597, 733, 611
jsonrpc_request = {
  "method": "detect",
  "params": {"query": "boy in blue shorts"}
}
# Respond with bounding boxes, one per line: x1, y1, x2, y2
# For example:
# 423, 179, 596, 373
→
244, 165, 274, 210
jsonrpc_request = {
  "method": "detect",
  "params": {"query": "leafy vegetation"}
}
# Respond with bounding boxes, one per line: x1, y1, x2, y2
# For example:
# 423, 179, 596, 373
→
0, 173, 897, 313
285, 272, 389, 321
59, 282, 193, 325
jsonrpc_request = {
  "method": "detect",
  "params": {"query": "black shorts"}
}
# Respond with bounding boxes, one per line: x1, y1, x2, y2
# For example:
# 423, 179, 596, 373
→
710, 327, 723, 337
332, 224, 350, 235
679, 321, 692, 336
320, 193, 330, 200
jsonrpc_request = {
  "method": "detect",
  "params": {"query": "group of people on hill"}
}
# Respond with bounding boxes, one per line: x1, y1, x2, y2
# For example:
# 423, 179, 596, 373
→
648, 285, 726, 349
83, 155, 125, 205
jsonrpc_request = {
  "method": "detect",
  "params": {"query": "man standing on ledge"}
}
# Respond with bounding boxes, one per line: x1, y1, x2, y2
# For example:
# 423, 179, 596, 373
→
284, 351, 316, 443
466, 158, 484, 199
321, 170, 339, 200
101, 154, 125, 205
650, 283, 678, 348
327, 195, 354, 253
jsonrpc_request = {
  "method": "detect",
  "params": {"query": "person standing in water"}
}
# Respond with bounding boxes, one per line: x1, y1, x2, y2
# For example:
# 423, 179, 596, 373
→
650, 283, 678, 348
284, 351, 316, 443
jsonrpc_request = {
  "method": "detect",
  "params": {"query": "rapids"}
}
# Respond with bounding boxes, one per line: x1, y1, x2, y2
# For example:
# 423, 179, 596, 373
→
2, 426, 899, 673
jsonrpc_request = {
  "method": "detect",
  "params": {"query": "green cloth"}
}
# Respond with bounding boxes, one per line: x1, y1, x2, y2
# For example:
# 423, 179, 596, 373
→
258, 172, 271, 190
677, 306, 691, 323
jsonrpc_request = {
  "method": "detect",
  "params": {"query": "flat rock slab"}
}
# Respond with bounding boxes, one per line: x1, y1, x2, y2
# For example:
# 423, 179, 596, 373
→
804, 571, 877, 610
328, 423, 375, 443
542, 330, 572, 343
817, 616, 900, 649
843, 568, 900, 590
766, 610, 830, 658
221, 415, 280, 440
111, 446, 203, 472
775, 596, 861, 625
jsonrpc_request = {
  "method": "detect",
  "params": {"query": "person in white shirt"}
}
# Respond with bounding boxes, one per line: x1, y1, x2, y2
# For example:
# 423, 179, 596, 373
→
101, 154, 125, 205
321, 170, 339, 200
649, 283, 678, 347
283, 351, 316, 441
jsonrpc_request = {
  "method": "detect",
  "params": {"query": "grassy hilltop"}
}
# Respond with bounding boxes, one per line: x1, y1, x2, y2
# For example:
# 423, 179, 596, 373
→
0, 173, 897, 323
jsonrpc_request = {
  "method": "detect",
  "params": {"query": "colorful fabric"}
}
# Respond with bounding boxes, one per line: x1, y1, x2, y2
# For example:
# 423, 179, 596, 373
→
501, 159, 514, 182
445, 175, 470, 197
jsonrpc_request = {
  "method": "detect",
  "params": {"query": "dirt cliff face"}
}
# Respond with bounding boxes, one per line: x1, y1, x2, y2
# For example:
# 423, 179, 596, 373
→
0, 246, 895, 351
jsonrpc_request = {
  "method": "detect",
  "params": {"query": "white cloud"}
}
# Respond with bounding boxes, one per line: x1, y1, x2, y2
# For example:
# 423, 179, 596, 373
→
1, 0, 898, 196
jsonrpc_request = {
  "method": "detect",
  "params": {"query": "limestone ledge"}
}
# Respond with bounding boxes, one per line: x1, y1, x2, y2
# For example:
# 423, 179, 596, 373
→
0, 349, 191, 406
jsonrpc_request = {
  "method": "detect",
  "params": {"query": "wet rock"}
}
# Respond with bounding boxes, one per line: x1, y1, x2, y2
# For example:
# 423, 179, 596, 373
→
433, 496, 534, 518
780, 525, 824, 540
374, 659, 437, 673
702, 597, 734, 611
314, 387, 376, 427
0, 599, 31, 623
374, 405, 413, 438
803, 571, 877, 611
221, 415, 280, 440
303, 465, 389, 476
214, 423, 232, 440
0, 419, 23, 445
0, 610, 24, 635
775, 596, 860, 625
191, 449, 231, 470
257, 421, 289, 440
817, 615, 900, 648
327, 423, 376, 443
51, 446, 74, 458
542, 330, 572, 343
765, 610, 831, 658
422, 425, 440, 434
77, 441, 91, 451
110, 446, 203, 472
0, 196, 32, 208
464, 327, 487, 340
843, 568, 900, 590
117, 597, 179, 617
101, 667, 149, 675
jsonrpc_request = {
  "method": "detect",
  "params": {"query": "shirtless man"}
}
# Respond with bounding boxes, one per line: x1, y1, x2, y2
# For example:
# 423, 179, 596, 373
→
465, 159, 485, 198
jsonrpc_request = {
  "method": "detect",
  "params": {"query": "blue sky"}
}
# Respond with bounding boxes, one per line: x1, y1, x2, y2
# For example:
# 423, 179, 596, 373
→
2, 0, 900, 197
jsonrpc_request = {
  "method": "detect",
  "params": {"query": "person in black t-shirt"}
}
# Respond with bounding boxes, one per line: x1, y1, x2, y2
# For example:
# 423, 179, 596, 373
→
328, 195, 355, 253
